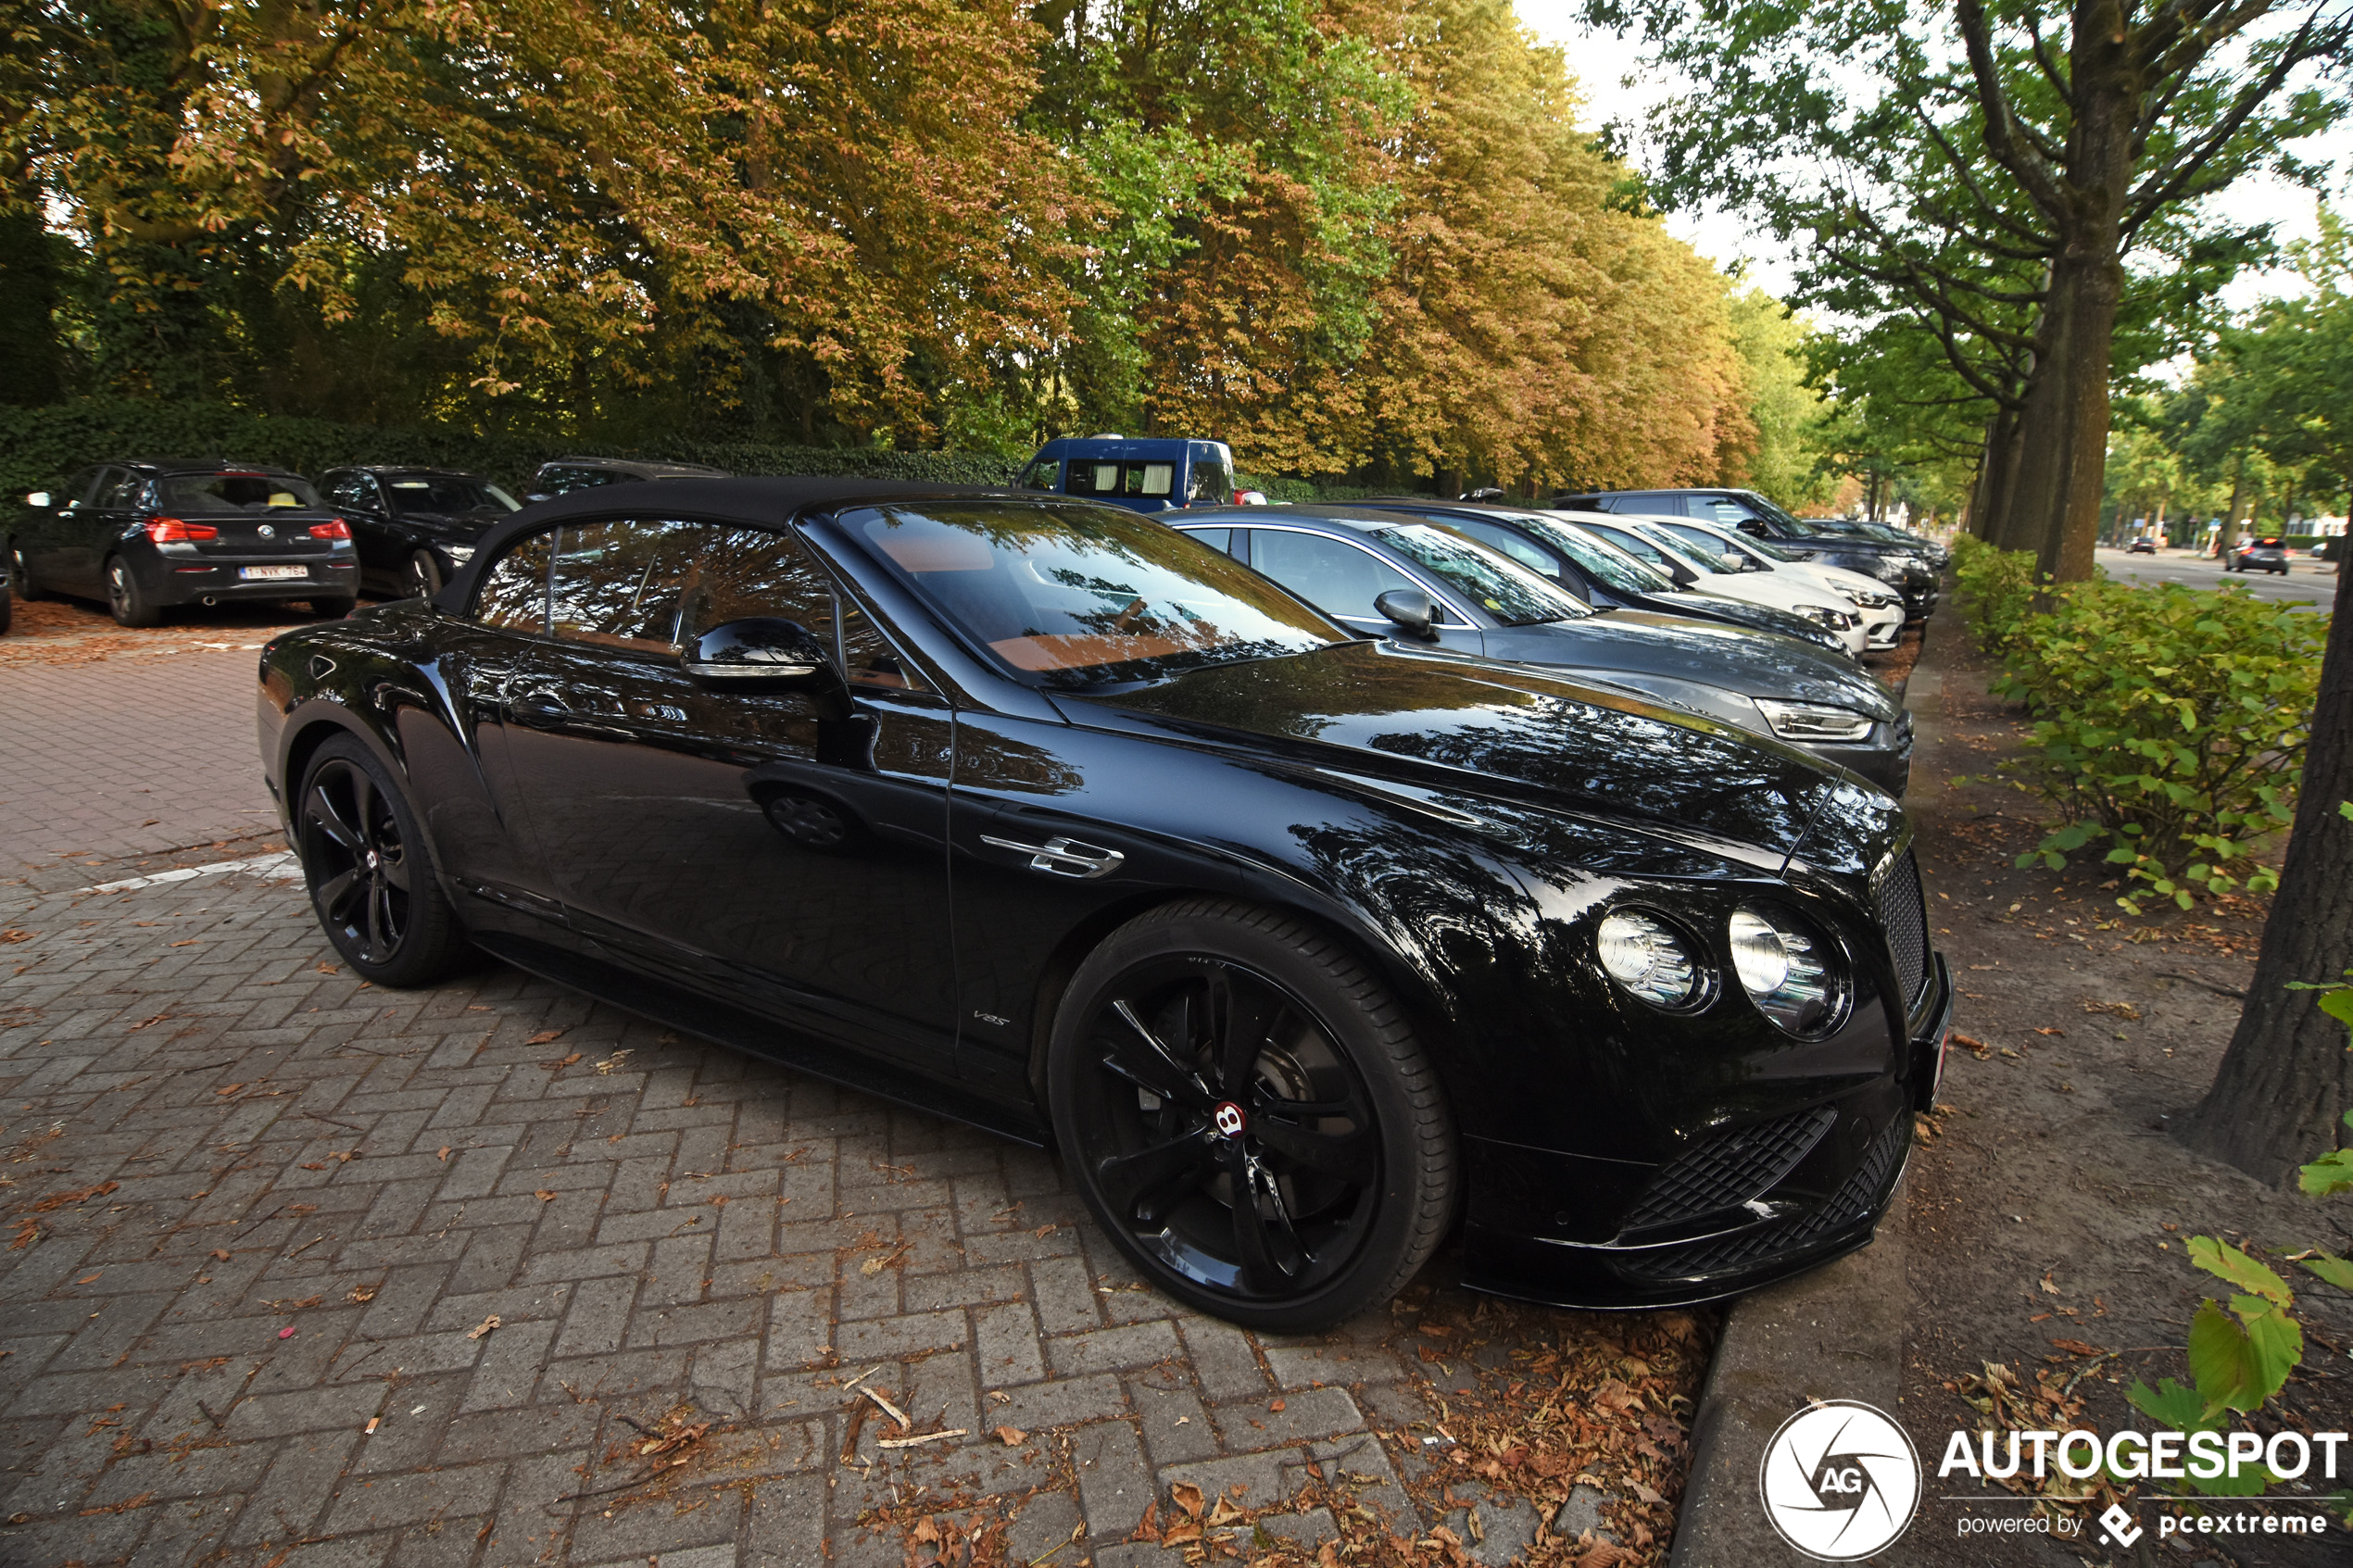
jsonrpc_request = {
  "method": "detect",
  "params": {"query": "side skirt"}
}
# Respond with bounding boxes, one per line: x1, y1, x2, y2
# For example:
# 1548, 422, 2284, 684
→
472, 931, 1050, 1148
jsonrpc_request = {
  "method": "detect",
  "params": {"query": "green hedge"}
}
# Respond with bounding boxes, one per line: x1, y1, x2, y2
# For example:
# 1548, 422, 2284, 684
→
0, 397, 1022, 507
1954, 536, 2328, 910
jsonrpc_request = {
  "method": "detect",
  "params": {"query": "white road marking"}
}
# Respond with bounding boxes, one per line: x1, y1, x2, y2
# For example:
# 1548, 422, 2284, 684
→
80, 852, 301, 895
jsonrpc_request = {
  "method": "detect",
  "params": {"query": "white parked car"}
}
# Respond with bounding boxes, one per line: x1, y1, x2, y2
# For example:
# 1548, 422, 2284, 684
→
1629, 516, 1906, 653
1563, 511, 1871, 659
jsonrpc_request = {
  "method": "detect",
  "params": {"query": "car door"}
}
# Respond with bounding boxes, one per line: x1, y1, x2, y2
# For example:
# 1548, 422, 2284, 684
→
1244, 526, 1486, 654
20, 466, 103, 586
70, 467, 147, 592
324, 471, 400, 591
495, 515, 959, 1068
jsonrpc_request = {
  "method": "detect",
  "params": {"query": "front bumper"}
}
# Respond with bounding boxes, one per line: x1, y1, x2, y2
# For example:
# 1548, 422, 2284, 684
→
1460, 950, 1954, 1310
1804, 709, 1913, 798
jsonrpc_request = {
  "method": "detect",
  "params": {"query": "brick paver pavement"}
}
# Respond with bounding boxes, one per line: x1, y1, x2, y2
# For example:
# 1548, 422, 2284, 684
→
0, 858, 1480, 1566
0, 649, 283, 879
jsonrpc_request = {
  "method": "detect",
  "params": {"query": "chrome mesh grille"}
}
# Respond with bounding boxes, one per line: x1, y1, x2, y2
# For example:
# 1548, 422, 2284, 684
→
1621, 1107, 1838, 1232
1617, 1113, 1912, 1281
1876, 847, 1929, 1008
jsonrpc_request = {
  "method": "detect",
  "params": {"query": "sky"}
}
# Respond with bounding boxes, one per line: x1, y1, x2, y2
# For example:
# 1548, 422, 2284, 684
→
1511, 0, 2347, 314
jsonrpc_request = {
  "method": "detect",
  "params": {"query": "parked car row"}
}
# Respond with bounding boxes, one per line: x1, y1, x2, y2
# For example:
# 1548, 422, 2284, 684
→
6, 454, 723, 629
260, 475, 1952, 1330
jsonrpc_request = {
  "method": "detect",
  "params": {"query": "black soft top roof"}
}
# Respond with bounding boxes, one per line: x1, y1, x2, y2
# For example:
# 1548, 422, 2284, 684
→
428, 476, 1033, 611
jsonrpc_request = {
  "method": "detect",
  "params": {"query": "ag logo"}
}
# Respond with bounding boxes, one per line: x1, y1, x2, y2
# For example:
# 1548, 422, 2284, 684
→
1758, 1399, 1920, 1561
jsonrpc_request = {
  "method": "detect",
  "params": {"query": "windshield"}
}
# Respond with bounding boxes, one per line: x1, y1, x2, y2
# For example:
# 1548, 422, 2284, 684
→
1739, 492, 1808, 531
842, 501, 1347, 689
386, 475, 519, 515
1622, 522, 1723, 578
159, 472, 324, 514
1514, 516, 1678, 595
1370, 523, 1588, 625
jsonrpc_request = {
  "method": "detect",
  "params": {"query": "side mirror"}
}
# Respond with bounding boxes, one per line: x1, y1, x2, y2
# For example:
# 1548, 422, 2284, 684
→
682, 617, 835, 688
25, 491, 51, 509
1720, 552, 1747, 573
1374, 588, 1438, 639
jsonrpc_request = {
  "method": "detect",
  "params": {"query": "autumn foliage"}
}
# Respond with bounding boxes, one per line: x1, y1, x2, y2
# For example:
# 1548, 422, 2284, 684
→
3, 0, 1761, 490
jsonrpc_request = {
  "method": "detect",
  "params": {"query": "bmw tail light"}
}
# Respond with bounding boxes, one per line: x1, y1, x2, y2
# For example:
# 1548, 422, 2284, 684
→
309, 519, 352, 540
145, 518, 219, 543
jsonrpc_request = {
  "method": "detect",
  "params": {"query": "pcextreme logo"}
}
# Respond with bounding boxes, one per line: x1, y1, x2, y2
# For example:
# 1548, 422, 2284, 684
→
1758, 1400, 1923, 1561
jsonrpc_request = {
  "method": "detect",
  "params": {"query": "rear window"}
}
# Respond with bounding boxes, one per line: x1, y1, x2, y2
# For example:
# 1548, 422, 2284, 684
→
159, 472, 323, 514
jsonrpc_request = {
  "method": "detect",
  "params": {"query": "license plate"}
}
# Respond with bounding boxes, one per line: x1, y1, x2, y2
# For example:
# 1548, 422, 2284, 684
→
239, 565, 308, 582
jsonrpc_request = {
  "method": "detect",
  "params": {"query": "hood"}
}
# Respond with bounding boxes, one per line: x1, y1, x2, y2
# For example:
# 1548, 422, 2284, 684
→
1483, 613, 1898, 718
1079, 640, 1843, 866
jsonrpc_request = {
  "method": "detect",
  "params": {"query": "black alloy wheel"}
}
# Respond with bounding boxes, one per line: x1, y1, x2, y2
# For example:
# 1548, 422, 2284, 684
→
404, 551, 443, 600
106, 556, 162, 628
1050, 900, 1455, 1332
296, 736, 472, 986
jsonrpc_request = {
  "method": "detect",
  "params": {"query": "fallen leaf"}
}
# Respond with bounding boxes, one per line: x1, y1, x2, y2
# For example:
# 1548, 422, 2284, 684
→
535, 1190, 556, 1202
2050, 1337, 2106, 1356
0, 930, 32, 945
547, 1052, 581, 1069
993, 1424, 1026, 1446
300, 1162, 325, 1171
1171, 1481, 1205, 1519
524, 1029, 566, 1045
913, 1518, 942, 1545
210, 1249, 230, 1261
2033, 1026, 2065, 1037
1268, 1398, 1286, 1413
2039, 1272, 2061, 1296
435, 1147, 451, 1162
76, 1273, 100, 1285
466, 1315, 499, 1340
169, 938, 200, 947
214, 1084, 244, 1097
1206, 1496, 1245, 1526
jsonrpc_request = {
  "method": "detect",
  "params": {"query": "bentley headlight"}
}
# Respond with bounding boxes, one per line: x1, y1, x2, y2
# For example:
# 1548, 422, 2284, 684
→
1729, 906, 1846, 1035
1595, 909, 1706, 1010
1755, 698, 1876, 742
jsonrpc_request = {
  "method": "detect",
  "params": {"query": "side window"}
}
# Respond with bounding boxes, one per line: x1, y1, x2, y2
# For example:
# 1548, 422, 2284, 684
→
64, 466, 105, 507
473, 531, 556, 631
1182, 527, 1230, 556
104, 471, 149, 509
1129, 463, 1174, 498
1066, 462, 1120, 496
547, 519, 710, 652
1251, 530, 1433, 621
1446, 519, 1558, 577
838, 597, 936, 695
1635, 494, 1692, 517
689, 527, 837, 644
326, 472, 374, 509
537, 465, 614, 496
1705, 497, 1763, 526
1016, 459, 1060, 492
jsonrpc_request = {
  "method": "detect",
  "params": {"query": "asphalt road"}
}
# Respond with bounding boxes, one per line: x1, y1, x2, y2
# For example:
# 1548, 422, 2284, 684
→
2095, 545, 2342, 608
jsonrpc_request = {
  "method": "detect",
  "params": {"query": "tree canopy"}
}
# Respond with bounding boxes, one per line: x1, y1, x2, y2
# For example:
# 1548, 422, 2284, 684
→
1, 0, 1785, 493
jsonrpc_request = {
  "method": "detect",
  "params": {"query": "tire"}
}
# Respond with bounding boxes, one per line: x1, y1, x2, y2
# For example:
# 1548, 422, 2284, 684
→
105, 556, 163, 628
308, 596, 358, 619
294, 735, 474, 986
1047, 898, 1455, 1332
403, 551, 443, 600
11, 546, 45, 600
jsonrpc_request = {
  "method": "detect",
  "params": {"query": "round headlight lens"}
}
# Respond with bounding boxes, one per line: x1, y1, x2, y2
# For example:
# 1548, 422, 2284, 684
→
1728, 906, 1846, 1035
1596, 909, 1705, 1010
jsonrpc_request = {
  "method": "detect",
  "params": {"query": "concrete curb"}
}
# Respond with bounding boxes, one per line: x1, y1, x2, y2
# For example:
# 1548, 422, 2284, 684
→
1665, 626, 1953, 1566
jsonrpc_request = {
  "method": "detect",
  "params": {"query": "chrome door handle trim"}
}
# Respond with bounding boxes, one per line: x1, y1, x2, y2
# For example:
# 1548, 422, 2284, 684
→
980, 834, 1126, 879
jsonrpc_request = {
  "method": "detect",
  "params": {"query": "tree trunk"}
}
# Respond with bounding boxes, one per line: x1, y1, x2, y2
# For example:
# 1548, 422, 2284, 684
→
2004, 240, 2123, 582
2219, 455, 2247, 558
1982, 402, 2037, 552
2188, 558, 2353, 1182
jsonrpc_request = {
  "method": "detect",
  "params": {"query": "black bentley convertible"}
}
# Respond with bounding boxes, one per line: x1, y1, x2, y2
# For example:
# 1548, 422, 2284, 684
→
257, 480, 1952, 1329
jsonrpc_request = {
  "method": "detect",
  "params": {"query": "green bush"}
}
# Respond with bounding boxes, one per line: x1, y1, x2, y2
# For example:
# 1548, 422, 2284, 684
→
1949, 533, 2040, 654
1962, 545, 2327, 909
0, 397, 1020, 514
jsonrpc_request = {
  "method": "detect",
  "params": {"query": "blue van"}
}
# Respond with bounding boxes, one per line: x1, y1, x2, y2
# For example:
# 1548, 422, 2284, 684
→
1015, 436, 1238, 513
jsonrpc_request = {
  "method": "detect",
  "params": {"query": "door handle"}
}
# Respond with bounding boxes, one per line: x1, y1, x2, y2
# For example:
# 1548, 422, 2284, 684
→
509, 686, 573, 716
980, 834, 1126, 879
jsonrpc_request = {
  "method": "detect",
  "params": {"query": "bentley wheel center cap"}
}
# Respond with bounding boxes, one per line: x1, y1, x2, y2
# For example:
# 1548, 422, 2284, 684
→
1213, 1101, 1247, 1138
